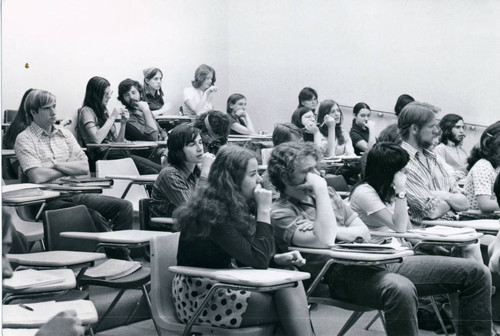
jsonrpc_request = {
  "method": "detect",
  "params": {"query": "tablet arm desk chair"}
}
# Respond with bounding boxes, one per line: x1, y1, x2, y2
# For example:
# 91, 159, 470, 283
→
150, 233, 310, 336
42, 205, 161, 335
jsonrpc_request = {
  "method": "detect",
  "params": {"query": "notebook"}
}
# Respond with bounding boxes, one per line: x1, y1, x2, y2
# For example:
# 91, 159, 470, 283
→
84, 259, 142, 280
332, 238, 410, 254
59, 176, 113, 187
3, 269, 65, 290
410, 226, 476, 236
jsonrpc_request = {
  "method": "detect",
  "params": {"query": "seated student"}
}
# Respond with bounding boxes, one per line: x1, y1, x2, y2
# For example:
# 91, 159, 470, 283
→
141, 67, 172, 116
14, 89, 132, 240
172, 146, 313, 336
183, 64, 218, 116
226, 93, 256, 135
2, 209, 85, 336
394, 94, 415, 117
350, 142, 412, 243
118, 78, 166, 142
193, 110, 230, 155
272, 123, 303, 146
291, 106, 322, 150
349, 102, 376, 156
150, 124, 215, 225
487, 174, 500, 274
297, 87, 318, 114
268, 142, 492, 336
464, 121, 500, 213
76, 76, 161, 174
434, 114, 469, 180
316, 100, 354, 157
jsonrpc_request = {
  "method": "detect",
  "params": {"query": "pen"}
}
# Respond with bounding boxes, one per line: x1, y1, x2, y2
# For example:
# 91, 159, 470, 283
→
19, 303, 34, 311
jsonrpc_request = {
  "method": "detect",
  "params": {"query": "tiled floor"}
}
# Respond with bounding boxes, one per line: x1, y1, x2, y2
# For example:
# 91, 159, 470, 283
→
97, 304, 445, 336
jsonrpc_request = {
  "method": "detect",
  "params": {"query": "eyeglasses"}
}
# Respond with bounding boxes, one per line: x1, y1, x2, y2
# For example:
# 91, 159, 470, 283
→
104, 90, 113, 99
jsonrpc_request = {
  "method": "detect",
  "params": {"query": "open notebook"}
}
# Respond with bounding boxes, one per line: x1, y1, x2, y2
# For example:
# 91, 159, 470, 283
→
332, 238, 410, 254
84, 259, 142, 280
2, 300, 98, 327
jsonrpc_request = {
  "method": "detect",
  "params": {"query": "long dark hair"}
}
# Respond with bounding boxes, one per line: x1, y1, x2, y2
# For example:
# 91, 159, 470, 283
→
467, 121, 500, 170
297, 87, 317, 108
174, 146, 257, 239
439, 114, 463, 145
143, 67, 164, 98
291, 106, 315, 142
3, 89, 34, 149
352, 142, 409, 204
317, 99, 345, 145
82, 76, 110, 127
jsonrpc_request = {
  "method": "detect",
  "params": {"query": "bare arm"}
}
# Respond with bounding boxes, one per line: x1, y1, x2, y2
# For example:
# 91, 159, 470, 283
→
230, 111, 256, 135
83, 108, 121, 144
440, 191, 470, 212
335, 217, 371, 242
53, 160, 89, 176
291, 173, 337, 248
184, 86, 217, 115
476, 195, 500, 213
26, 167, 65, 184
323, 115, 337, 158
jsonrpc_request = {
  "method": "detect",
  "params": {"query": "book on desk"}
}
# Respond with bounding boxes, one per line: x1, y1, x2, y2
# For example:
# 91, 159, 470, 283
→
3, 269, 65, 291
59, 176, 114, 187
2, 184, 60, 203
84, 259, 142, 280
410, 225, 476, 237
332, 238, 410, 254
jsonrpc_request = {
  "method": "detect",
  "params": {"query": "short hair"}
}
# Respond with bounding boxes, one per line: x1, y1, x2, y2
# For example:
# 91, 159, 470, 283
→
353, 102, 371, 116
117, 78, 142, 105
194, 110, 229, 154
267, 142, 320, 193
167, 124, 201, 166
192, 64, 216, 89
272, 123, 302, 146
377, 124, 402, 145
362, 142, 409, 203
439, 114, 464, 145
317, 99, 345, 145
298, 87, 318, 107
467, 121, 500, 169
394, 94, 415, 117
397, 102, 437, 140
226, 93, 246, 114
24, 89, 56, 121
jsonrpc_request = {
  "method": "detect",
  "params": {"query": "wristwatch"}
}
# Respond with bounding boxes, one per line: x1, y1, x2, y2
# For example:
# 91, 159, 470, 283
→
396, 191, 406, 199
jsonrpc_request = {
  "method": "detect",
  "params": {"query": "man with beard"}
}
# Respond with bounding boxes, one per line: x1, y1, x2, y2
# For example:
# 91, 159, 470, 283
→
117, 78, 166, 142
434, 114, 468, 179
398, 102, 470, 226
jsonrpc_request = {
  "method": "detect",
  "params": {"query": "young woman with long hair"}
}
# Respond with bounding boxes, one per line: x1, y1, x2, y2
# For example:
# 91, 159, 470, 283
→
317, 99, 354, 157
141, 67, 172, 116
183, 64, 218, 116
349, 102, 376, 155
172, 146, 313, 336
226, 93, 256, 135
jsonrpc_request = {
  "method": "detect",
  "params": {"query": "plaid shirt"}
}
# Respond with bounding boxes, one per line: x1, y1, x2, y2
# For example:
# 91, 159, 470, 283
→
14, 122, 88, 182
401, 141, 459, 225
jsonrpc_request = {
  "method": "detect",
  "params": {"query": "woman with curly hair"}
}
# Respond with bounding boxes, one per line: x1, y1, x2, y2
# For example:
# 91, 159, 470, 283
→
172, 146, 313, 335
464, 121, 500, 213
317, 99, 354, 157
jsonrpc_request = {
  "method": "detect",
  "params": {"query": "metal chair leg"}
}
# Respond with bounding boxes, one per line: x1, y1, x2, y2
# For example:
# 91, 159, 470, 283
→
93, 289, 126, 331
365, 311, 381, 330
430, 296, 449, 336
338, 311, 365, 336
141, 284, 162, 336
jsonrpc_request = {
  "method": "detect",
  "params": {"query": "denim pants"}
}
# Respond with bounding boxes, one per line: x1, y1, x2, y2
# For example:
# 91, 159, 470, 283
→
326, 255, 491, 336
47, 194, 133, 232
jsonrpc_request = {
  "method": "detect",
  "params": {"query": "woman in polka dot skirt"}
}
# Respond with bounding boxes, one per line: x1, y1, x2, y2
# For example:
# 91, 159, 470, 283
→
172, 146, 314, 335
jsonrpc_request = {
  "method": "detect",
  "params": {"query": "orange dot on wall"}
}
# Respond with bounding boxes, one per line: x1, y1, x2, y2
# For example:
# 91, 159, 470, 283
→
25, 63, 29, 69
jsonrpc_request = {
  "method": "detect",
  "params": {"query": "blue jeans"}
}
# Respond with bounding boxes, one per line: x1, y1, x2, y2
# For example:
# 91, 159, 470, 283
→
326, 255, 491, 336
47, 194, 133, 232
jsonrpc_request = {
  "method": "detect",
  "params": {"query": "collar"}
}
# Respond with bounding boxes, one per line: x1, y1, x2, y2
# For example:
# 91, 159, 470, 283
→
144, 84, 160, 97
169, 162, 201, 180
445, 141, 462, 149
279, 190, 315, 208
401, 141, 436, 160
28, 122, 62, 137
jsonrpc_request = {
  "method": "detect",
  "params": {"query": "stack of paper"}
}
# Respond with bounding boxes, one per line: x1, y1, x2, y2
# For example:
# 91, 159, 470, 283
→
84, 259, 141, 280
332, 238, 410, 254
60, 176, 113, 187
3, 269, 65, 291
410, 226, 475, 236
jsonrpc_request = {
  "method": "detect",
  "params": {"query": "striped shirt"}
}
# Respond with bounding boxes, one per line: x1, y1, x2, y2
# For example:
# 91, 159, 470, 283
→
14, 122, 88, 182
401, 141, 459, 225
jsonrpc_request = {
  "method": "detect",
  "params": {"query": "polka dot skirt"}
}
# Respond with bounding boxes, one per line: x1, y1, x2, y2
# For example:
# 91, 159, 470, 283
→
172, 274, 251, 328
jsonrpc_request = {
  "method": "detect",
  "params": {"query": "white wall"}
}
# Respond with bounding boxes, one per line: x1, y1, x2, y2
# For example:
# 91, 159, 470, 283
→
2, 0, 499, 141
1, 0, 229, 132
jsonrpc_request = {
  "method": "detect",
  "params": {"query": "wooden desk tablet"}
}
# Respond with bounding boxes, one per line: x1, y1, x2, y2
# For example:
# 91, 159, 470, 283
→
2, 329, 38, 336
371, 230, 484, 242
2, 149, 16, 158
42, 184, 103, 194
2, 299, 98, 328
3, 269, 76, 294
169, 266, 310, 287
155, 115, 195, 121
86, 141, 158, 159
60, 230, 172, 245
290, 246, 414, 264
7, 251, 106, 267
104, 174, 158, 198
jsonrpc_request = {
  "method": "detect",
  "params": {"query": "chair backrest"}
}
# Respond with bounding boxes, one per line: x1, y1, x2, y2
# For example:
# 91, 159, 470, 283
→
43, 205, 99, 252
3, 109, 18, 123
260, 148, 273, 165
96, 158, 148, 211
325, 174, 350, 192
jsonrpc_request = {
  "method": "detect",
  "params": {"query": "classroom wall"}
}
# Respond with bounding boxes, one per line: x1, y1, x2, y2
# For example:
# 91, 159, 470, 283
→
2, 0, 499, 145
1, 0, 229, 132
